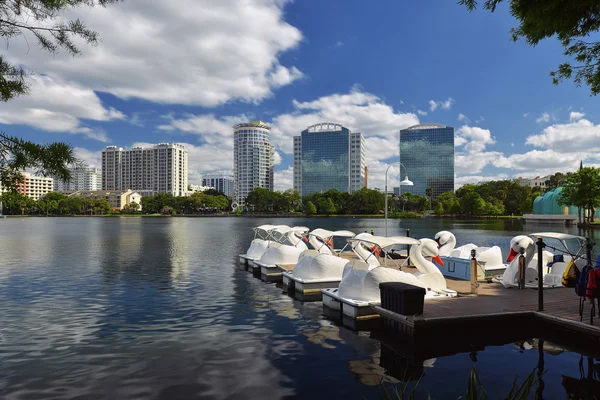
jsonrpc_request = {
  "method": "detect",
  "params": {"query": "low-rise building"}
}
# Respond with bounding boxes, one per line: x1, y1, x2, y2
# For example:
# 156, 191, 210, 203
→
65, 189, 142, 210
516, 175, 550, 188
7, 172, 54, 200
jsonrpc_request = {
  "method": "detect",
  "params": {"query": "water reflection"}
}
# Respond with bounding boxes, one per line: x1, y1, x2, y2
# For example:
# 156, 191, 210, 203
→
1, 217, 599, 399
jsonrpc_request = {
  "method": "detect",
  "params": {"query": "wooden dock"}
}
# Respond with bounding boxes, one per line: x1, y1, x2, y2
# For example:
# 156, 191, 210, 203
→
374, 279, 600, 358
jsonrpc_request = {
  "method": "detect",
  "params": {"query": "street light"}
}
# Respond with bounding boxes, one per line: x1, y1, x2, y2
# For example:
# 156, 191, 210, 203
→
384, 162, 413, 236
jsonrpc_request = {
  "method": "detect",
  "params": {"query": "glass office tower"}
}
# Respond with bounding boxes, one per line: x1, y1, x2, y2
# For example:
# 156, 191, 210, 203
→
293, 123, 365, 197
399, 124, 454, 198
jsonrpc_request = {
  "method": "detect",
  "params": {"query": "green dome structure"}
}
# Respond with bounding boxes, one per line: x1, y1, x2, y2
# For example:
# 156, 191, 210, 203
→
532, 187, 595, 216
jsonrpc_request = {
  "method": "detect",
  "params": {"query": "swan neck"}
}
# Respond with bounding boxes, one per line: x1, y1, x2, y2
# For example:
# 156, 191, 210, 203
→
410, 244, 436, 274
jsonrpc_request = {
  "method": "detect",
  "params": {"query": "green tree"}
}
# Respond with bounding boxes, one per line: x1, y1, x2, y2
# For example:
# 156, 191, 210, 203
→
558, 167, 600, 224
544, 172, 570, 192
1, 0, 119, 191
460, 191, 486, 215
434, 201, 444, 215
94, 198, 111, 215
425, 187, 433, 212
460, 0, 600, 95
305, 201, 317, 215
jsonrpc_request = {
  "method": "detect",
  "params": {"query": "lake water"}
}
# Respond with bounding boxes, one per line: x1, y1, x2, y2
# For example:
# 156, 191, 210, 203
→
1, 217, 599, 399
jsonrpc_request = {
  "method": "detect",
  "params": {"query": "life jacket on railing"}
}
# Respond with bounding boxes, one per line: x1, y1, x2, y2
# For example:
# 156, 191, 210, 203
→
325, 238, 334, 248
370, 245, 381, 257
585, 268, 600, 299
562, 260, 580, 288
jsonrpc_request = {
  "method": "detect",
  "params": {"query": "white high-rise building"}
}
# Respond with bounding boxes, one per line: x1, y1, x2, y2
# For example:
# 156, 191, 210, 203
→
293, 123, 366, 197
54, 167, 101, 192
233, 121, 274, 206
202, 173, 234, 197
101, 143, 188, 197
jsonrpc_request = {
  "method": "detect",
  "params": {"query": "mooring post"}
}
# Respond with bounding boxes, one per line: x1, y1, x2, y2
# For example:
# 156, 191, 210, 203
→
470, 249, 478, 294
586, 237, 594, 269
536, 237, 545, 310
406, 228, 411, 268
518, 248, 526, 290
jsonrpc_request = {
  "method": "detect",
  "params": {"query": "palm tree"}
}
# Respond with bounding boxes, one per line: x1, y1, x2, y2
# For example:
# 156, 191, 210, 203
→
425, 187, 433, 213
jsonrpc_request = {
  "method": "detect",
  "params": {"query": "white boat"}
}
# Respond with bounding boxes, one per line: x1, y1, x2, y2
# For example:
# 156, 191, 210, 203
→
238, 224, 281, 266
252, 226, 310, 279
322, 237, 457, 320
499, 232, 587, 289
280, 229, 356, 289
433, 231, 507, 281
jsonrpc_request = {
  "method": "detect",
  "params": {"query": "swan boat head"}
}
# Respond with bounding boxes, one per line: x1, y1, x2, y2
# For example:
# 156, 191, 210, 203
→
507, 235, 535, 262
434, 231, 456, 256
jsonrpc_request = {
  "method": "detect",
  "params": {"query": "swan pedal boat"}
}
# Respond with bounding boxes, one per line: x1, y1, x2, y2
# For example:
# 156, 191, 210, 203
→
322, 236, 458, 320
257, 228, 354, 281
248, 226, 310, 276
238, 224, 283, 266
492, 232, 589, 289
434, 231, 508, 282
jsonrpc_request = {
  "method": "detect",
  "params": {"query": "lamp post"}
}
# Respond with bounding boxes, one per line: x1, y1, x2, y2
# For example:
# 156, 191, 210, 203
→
384, 162, 413, 236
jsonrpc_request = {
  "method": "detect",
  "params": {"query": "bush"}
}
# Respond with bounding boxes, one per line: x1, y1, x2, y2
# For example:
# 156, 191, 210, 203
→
389, 211, 418, 219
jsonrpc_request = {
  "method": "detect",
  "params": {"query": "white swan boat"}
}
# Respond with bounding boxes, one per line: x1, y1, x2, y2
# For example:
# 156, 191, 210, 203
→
281, 230, 358, 292
322, 237, 457, 320
250, 226, 310, 279
498, 232, 587, 289
238, 224, 281, 266
433, 231, 508, 281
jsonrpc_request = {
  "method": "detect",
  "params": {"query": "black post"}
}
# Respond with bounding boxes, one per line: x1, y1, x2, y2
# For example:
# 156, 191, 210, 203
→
586, 237, 594, 269
537, 237, 545, 311
518, 248, 526, 289
406, 228, 411, 268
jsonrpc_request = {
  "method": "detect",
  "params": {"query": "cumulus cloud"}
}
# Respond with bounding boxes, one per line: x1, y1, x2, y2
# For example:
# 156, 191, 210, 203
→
536, 112, 555, 124
455, 173, 510, 188
6, 0, 303, 107
525, 118, 600, 153
569, 111, 585, 122
429, 100, 438, 112
417, 110, 428, 116
0, 75, 122, 141
457, 113, 470, 123
274, 166, 293, 191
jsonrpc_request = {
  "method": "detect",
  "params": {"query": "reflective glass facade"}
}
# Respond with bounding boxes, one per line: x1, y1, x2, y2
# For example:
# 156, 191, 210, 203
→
399, 124, 454, 198
301, 125, 349, 196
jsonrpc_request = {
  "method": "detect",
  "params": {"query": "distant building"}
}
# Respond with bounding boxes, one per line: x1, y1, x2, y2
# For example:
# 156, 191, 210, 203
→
293, 123, 366, 197
202, 173, 234, 197
102, 143, 188, 197
399, 124, 454, 198
6, 172, 54, 201
54, 167, 101, 192
516, 176, 550, 188
233, 121, 274, 206
65, 189, 142, 210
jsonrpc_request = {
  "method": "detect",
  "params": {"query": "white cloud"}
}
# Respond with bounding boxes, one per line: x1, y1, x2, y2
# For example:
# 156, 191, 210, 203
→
274, 166, 293, 191
536, 112, 555, 124
335, 41, 344, 47
457, 113, 471, 123
417, 110, 428, 116
0, 75, 122, 141
523, 113, 530, 118
441, 98, 454, 109
428, 97, 454, 112
274, 151, 282, 165
493, 149, 591, 172
525, 118, 600, 153
569, 111, 585, 122
6, 0, 303, 107
455, 125, 496, 153
74, 147, 103, 168
429, 100, 438, 112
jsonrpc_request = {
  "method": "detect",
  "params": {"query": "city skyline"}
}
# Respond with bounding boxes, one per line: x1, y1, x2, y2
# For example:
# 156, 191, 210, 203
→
3, 1, 600, 192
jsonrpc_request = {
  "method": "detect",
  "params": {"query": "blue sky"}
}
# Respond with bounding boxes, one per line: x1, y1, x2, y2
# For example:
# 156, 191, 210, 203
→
3, 0, 600, 190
